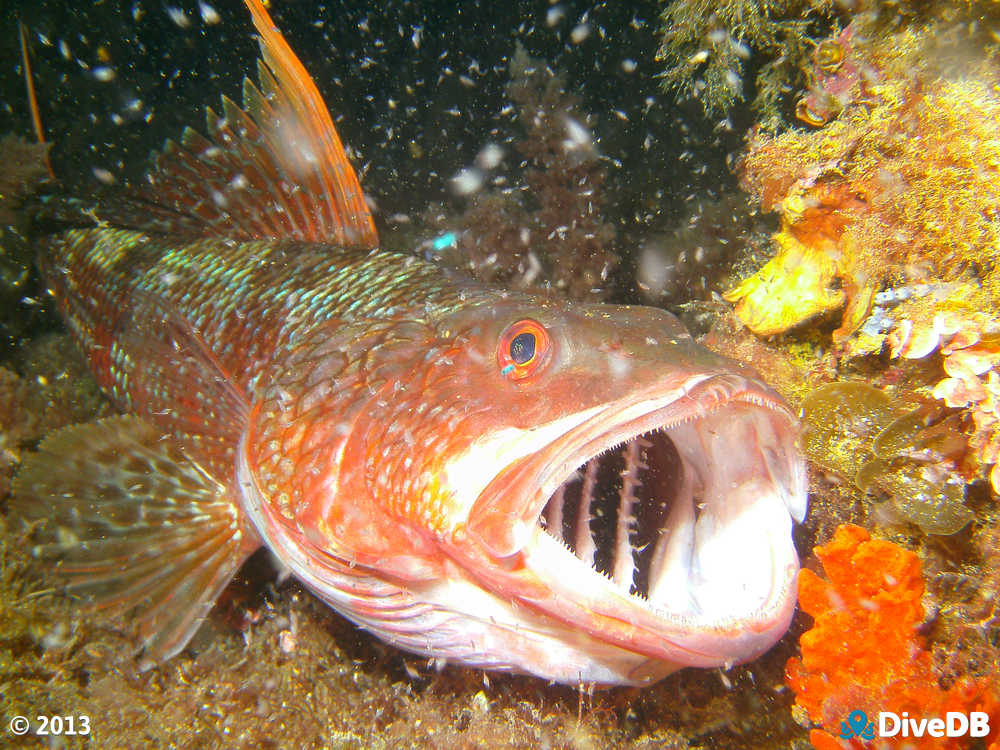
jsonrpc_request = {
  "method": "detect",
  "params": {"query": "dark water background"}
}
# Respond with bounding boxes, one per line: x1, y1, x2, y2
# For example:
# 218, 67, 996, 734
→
0, 0, 752, 240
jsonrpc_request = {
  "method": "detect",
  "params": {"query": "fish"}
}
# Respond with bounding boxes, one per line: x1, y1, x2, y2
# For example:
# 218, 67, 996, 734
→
10, 0, 807, 687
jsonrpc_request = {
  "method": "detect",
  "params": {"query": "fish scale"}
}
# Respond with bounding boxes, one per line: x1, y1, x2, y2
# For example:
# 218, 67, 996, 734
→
46, 229, 480, 398
11, 0, 807, 686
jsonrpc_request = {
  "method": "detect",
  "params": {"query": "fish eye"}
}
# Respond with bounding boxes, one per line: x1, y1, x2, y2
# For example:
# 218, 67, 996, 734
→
498, 319, 550, 380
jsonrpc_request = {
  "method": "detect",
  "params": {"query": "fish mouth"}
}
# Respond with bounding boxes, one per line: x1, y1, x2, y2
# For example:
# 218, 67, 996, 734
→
465, 373, 807, 673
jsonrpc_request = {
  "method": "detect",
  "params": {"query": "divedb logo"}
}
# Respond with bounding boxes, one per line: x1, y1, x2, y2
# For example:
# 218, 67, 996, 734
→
840, 709, 992, 741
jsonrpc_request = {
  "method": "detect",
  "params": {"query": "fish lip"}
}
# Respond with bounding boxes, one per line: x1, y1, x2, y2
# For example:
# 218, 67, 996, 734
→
464, 371, 806, 668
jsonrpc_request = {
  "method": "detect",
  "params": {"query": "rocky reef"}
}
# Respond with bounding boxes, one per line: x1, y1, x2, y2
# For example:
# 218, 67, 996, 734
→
699, 4, 1000, 747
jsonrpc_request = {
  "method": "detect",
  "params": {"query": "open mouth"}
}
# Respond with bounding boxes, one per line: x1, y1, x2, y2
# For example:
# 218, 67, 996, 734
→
526, 374, 807, 626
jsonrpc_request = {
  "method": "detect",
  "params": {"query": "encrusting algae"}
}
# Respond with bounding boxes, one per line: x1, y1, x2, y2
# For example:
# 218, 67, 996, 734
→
725, 21, 1000, 341
801, 382, 974, 536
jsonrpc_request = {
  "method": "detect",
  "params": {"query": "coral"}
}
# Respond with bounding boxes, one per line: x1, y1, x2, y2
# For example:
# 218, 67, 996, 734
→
801, 382, 974, 535
786, 524, 1000, 750
727, 21, 1000, 341
422, 44, 616, 302
654, 0, 835, 124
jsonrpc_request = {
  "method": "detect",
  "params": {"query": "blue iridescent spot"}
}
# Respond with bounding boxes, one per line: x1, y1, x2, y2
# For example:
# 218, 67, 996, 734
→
432, 232, 458, 251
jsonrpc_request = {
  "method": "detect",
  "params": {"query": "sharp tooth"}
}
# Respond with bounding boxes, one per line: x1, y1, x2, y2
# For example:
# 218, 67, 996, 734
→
646, 457, 697, 613
763, 444, 808, 522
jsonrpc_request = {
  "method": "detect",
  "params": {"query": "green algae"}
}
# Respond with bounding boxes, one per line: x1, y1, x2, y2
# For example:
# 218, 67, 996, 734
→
802, 382, 974, 535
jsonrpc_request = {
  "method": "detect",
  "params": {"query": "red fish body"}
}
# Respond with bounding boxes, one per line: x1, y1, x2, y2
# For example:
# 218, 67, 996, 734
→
13, 0, 807, 686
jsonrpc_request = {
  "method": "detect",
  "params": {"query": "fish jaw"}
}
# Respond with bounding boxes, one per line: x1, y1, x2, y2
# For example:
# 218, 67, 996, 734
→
442, 373, 805, 684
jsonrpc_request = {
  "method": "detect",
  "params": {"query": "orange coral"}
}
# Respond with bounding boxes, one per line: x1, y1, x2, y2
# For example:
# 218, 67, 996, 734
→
787, 524, 1000, 749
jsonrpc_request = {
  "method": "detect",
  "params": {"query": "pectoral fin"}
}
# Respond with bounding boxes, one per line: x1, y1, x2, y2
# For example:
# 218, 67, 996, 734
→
10, 415, 259, 668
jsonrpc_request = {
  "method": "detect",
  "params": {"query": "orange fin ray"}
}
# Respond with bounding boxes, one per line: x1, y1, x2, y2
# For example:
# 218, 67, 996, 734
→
131, 0, 377, 248
19, 19, 54, 179
11, 416, 260, 667
244, 0, 375, 245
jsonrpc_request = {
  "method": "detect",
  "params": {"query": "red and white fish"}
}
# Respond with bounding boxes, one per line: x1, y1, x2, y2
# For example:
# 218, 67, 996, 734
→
12, 0, 807, 686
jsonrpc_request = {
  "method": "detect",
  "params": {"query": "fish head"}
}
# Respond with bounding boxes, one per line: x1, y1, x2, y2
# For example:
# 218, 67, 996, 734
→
423, 297, 807, 684
245, 295, 806, 686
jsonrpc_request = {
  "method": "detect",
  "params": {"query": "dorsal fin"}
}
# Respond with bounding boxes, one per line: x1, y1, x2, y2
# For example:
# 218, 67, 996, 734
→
127, 0, 378, 248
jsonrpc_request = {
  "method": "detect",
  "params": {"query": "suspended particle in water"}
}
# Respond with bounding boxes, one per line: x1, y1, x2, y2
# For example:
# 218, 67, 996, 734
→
450, 168, 484, 196
165, 6, 192, 29
198, 2, 221, 25
92, 167, 117, 184
474, 143, 504, 170
562, 116, 594, 154
570, 23, 590, 44
707, 28, 728, 45
730, 38, 751, 59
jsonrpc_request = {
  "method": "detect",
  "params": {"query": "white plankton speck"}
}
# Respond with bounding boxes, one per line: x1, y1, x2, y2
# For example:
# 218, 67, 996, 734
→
546, 6, 565, 27
621, 58, 637, 73
730, 39, 751, 59
570, 23, 590, 44
475, 142, 504, 170
562, 116, 592, 152
450, 168, 484, 196
165, 6, 191, 28
92, 167, 117, 185
92, 66, 116, 82
198, 2, 221, 25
